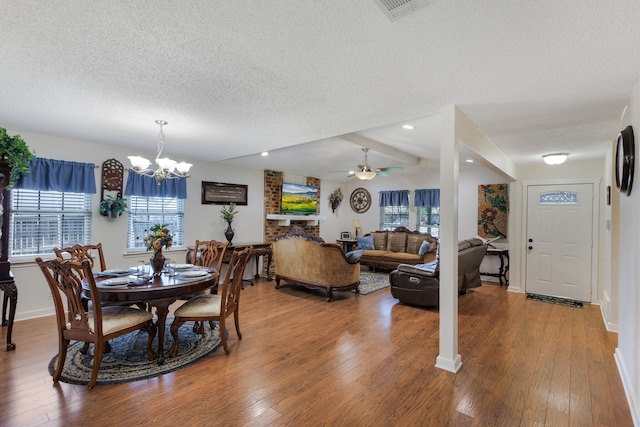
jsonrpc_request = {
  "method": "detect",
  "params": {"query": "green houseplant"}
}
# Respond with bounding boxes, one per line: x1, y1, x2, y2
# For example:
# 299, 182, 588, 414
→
220, 203, 239, 243
99, 195, 128, 218
0, 127, 35, 189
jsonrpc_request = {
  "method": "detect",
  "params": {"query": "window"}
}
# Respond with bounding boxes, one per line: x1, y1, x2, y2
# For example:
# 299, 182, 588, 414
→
380, 205, 409, 230
10, 189, 93, 256
417, 206, 440, 237
539, 191, 579, 205
127, 195, 184, 250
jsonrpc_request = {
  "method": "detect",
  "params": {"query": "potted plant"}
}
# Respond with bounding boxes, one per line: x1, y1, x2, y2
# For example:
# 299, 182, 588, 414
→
99, 195, 127, 218
0, 127, 35, 189
220, 202, 239, 243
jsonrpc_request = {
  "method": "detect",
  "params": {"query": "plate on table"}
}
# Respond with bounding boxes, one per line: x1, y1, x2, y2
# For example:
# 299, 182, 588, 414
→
100, 276, 135, 286
104, 268, 130, 275
178, 270, 209, 278
173, 264, 195, 270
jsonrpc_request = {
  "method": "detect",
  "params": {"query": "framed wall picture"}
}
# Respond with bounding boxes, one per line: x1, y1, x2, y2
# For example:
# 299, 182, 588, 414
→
201, 181, 248, 205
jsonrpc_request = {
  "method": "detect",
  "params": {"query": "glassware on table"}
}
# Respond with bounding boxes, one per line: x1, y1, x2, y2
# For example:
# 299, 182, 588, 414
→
136, 260, 147, 277
167, 259, 177, 277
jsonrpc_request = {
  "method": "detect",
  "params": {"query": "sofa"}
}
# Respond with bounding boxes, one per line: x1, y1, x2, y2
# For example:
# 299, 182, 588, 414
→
357, 226, 438, 271
389, 238, 488, 307
272, 227, 360, 301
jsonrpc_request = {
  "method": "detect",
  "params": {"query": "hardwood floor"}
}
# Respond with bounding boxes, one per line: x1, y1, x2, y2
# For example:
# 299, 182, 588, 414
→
0, 280, 632, 426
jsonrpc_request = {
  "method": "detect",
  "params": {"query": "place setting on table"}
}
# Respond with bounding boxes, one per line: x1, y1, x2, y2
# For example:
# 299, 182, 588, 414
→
93, 261, 213, 288
97, 259, 219, 356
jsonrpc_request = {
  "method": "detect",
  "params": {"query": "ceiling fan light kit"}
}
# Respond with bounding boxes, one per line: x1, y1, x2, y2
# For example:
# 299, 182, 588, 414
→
353, 147, 403, 180
355, 170, 377, 180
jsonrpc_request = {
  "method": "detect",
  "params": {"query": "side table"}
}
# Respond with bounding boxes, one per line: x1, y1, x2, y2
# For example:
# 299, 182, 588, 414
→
337, 238, 358, 252
480, 248, 509, 286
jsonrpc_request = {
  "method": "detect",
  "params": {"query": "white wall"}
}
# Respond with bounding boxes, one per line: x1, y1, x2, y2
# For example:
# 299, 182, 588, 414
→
7, 130, 265, 320
616, 79, 640, 426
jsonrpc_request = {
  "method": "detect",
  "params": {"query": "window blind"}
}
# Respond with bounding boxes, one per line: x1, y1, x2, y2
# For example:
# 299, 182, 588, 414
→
10, 189, 92, 256
127, 196, 184, 250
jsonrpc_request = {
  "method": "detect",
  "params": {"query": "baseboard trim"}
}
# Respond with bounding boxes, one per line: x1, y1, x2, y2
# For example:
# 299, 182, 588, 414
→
435, 354, 462, 373
614, 348, 639, 427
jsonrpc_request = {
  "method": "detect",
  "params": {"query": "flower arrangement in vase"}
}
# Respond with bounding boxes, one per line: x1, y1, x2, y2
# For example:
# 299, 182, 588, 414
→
144, 223, 173, 275
329, 188, 343, 213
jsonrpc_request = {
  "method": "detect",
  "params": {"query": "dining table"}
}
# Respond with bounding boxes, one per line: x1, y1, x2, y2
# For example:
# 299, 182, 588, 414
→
88, 266, 219, 364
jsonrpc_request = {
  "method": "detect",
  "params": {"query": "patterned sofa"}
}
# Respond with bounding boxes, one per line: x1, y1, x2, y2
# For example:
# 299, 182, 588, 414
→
357, 227, 438, 271
272, 227, 360, 302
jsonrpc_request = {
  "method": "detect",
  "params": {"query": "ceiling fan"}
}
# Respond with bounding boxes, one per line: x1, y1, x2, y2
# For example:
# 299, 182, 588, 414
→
350, 148, 403, 180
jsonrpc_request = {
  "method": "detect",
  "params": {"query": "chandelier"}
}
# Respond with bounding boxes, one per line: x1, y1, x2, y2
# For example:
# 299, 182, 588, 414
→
128, 120, 193, 185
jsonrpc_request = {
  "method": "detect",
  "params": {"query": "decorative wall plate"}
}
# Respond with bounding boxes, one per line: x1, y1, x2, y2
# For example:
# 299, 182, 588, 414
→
615, 125, 635, 196
350, 188, 372, 213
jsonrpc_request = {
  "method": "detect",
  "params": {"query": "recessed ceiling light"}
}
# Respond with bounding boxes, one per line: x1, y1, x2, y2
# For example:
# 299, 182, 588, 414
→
466, 159, 474, 163
402, 124, 414, 130
261, 151, 269, 157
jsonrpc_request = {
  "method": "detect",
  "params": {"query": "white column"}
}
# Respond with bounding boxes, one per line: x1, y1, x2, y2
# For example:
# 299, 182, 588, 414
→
435, 106, 462, 372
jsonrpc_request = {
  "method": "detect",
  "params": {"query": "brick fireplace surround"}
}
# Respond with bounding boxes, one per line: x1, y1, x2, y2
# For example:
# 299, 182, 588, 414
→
263, 170, 321, 243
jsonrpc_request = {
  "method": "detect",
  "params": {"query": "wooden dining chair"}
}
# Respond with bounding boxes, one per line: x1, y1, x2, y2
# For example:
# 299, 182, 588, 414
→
193, 239, 228, 292
54, 243, 107, 277
169, 246, 252, 356
55, 242, 148, 312
36, 257, 156, 389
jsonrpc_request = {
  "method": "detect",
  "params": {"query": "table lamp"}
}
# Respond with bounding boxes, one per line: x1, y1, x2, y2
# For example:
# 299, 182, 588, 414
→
352, 219, 361, 238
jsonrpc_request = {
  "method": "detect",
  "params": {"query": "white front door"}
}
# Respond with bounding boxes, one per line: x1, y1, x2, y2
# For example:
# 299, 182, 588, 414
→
525, 184, 593, 301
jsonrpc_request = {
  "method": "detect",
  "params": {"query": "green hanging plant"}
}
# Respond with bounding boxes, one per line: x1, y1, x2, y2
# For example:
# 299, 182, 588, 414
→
99, 195, 128, 218
0, 127, 35, 189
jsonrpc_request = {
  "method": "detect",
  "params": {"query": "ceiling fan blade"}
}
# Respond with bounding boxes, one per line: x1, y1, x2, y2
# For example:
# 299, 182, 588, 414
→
376, 171, 390, 177
378, 166, 403, 172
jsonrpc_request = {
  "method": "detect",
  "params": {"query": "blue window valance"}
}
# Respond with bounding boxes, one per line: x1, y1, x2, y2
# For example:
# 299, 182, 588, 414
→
414, 189, 440, 207
14, 157, 97, 193
124, 172, 187, 199
378, 190, 409, 207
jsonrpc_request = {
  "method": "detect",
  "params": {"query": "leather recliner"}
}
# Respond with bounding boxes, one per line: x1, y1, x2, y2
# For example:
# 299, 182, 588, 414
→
389, 238, 488, 307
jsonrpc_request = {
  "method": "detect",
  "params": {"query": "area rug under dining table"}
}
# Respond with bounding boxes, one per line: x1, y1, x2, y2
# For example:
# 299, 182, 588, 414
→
48, 320, 223, 386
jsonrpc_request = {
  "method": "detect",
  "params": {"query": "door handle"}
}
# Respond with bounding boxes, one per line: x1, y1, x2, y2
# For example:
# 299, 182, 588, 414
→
528, 238, 533, 242
528, 246, 533, 250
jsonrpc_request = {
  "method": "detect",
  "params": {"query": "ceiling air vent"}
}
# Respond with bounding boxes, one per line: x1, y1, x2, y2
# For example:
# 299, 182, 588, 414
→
373, 0, 427, 21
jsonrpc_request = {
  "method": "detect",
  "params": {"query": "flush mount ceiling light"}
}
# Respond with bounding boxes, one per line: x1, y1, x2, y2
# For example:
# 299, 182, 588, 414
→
128, 120, 192, 185
402, 124, 414, 130
542, 153, 569, 165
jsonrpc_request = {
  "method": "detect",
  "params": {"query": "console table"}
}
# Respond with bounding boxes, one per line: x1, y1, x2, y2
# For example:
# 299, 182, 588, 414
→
187, 242, 272, 281
480, 247, 509, 286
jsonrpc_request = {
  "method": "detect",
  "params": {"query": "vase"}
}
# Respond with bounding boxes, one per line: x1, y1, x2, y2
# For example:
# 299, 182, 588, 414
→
150, 249, 166, 276
224, 222, 235, 243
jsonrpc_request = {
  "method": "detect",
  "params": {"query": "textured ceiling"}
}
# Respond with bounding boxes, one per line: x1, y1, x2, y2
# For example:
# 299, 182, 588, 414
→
2, 1, 640, 181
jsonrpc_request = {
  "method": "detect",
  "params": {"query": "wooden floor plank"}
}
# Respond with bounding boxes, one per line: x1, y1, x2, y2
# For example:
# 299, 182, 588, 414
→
0, 281, 633, 426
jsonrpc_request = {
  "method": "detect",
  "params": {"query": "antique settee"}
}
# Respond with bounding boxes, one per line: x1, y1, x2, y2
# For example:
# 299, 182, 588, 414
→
388, 238, 488, 307
272, 227, 360, 301
357, 227, 438, 271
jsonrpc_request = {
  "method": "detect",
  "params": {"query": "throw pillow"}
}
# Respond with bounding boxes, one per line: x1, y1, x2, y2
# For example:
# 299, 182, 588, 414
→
357, 236, 375, 250
346, 250, 364, 262
418, 240, 431, 256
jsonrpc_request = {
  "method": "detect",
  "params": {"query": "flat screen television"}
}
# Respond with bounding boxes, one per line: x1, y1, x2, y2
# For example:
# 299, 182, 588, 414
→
281, 183, 318, 215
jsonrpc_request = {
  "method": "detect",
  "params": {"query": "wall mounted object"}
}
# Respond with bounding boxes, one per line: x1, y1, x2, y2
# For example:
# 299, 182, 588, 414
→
615, 125, 634, 196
